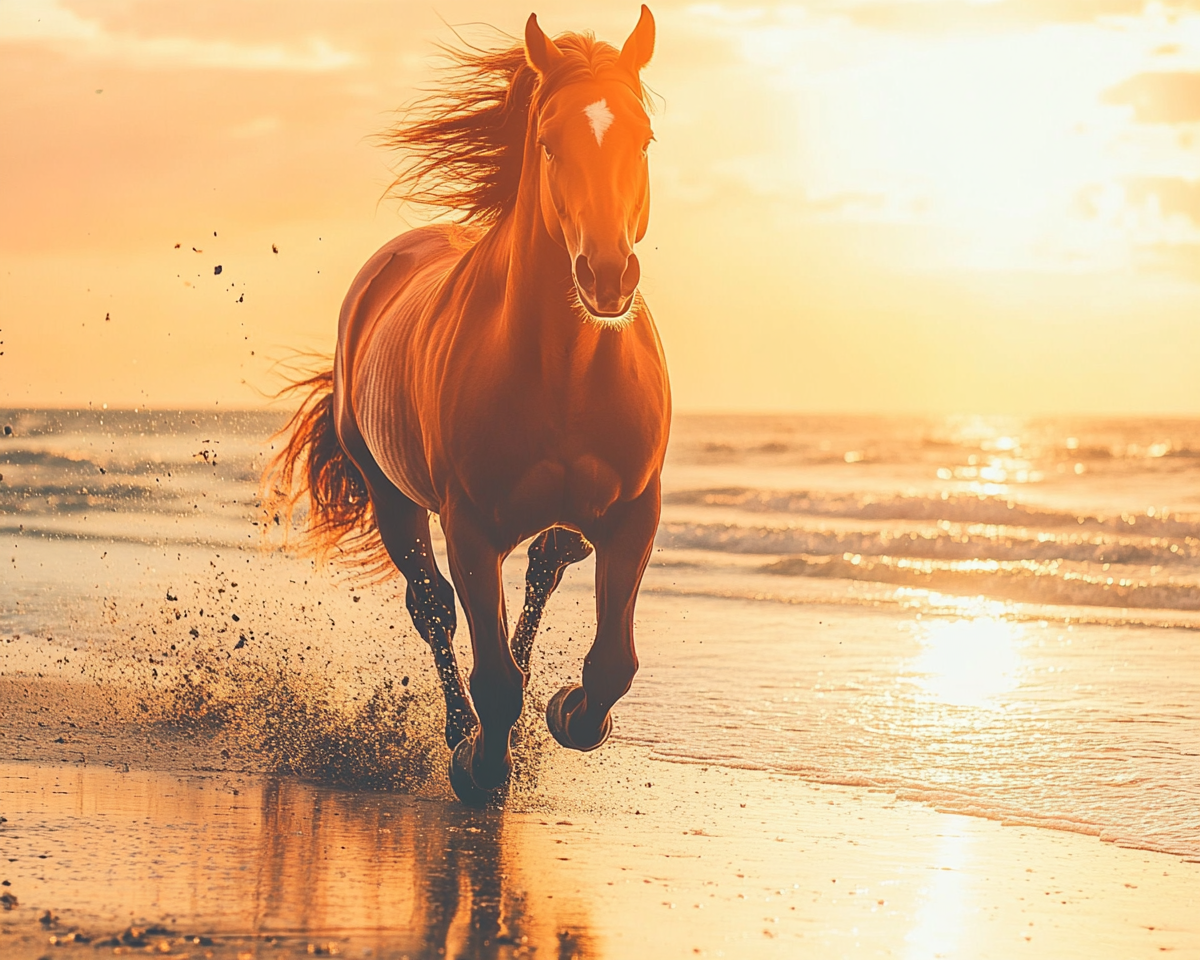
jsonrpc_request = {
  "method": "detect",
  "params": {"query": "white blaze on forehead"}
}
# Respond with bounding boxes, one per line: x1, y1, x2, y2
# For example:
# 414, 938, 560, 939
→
584, 98, 615, 147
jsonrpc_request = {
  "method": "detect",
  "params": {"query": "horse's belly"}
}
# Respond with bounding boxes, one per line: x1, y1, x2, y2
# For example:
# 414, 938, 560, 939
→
356, 348, 440, 512
372, 427, 440, 512
338, 225, 478, 514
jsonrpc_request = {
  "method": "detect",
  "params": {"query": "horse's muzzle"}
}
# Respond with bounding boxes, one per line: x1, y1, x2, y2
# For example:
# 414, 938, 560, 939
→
574, 252, 640, 319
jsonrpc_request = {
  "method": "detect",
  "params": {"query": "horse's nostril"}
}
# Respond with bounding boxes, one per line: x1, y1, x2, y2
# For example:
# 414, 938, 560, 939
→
575, 251, 636, 313
574, 254, 596, 291
621, 253, 640, 298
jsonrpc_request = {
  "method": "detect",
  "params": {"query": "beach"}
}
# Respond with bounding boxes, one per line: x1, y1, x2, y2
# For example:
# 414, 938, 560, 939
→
7, 0, 1200, 953
3, 678, 1198, 960
2, 410, 1200, 957
1, 724, 1196, 958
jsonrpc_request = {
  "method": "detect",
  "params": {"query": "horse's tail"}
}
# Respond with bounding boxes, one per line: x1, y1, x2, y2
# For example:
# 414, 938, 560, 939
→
262, 369, 392, 578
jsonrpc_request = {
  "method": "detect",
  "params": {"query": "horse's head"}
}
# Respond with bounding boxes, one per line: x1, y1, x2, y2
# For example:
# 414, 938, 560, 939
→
525, 7, 655, 322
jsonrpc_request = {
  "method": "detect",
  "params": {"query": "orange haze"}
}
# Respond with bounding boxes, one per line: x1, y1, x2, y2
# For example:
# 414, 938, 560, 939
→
3, 0, 1200, 413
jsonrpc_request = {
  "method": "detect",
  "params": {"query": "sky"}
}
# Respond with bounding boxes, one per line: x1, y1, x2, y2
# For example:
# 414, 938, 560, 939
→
2, 0, 1199, 414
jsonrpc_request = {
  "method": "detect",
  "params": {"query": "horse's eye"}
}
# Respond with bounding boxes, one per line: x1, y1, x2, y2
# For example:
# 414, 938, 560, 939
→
541, 142, 554, 162
641, 138, 654, 156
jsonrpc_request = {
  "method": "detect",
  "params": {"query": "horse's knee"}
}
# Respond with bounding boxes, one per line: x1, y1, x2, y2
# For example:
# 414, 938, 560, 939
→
430, 575, 457, 631
547, 527, 593, 566
527, 528, 556, 564
432, 572, 456, 611
405, 575, 457, 638
529, 527, 593, 575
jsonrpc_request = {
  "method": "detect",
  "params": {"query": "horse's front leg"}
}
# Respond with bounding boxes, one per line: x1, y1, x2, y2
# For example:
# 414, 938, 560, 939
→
442, 502, 523, 803
511, 527, 594, 675
546, 479, 659, 752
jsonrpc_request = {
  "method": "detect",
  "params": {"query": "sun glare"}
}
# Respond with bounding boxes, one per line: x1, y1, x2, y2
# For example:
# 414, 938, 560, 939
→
701, 4, 1200, 276
910, 617, 1024, 707
903, 831, 974, 960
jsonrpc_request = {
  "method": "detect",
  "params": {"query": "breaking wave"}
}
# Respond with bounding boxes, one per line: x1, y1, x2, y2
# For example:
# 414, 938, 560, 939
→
761, 554, 1200, 611
658, 520, 1198, 566
665, 487, 1200, 539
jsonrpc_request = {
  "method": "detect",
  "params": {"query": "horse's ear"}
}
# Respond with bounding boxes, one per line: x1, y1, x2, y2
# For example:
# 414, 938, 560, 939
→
618, 5, 655, 74
525, 13, 564, 76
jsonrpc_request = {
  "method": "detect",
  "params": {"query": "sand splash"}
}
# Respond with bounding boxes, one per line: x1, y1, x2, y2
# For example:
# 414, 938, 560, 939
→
3, 544, 563, 803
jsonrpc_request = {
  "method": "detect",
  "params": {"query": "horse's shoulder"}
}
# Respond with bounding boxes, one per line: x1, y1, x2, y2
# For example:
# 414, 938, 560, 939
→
346, 226, 479, 311
339, 225, 483, 370
378, 223, 484, 262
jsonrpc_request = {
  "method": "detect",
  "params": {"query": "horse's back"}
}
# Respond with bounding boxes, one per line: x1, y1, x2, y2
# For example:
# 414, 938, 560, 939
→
333, 223, 480, 505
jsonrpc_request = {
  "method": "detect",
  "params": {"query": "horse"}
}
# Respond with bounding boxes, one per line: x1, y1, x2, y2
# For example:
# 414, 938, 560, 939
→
267, 7, 670, 805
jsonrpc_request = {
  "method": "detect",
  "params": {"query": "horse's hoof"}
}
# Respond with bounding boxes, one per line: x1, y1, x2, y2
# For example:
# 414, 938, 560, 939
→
545, 684, 611, 752
448, 738, 498, 808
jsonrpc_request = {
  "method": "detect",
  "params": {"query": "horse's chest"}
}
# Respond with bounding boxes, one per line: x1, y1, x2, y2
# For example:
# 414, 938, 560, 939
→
503, 453, 624, 530
449, 411, 658, 536
451, 383, 664, 532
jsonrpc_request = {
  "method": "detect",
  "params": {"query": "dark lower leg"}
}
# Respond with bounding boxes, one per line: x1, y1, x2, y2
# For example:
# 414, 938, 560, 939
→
568, 486, 658, 744
445, 508, 524, 790
511, 527, 593, 674
403, 559, 474, 748
364, 474, 475, 750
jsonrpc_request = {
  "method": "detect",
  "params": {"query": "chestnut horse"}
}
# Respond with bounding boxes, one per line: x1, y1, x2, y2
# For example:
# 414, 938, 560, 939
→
269, 7, 669, 804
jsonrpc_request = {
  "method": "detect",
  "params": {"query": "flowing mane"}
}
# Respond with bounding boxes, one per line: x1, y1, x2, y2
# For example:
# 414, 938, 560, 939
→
384, 32, 650, 224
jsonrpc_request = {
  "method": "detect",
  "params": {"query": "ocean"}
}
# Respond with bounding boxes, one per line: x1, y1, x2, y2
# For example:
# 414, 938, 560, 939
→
2, 409, 1198, 861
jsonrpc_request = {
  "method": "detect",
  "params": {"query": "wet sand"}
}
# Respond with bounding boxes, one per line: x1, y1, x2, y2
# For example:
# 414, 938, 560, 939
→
2, 681, 1198, 959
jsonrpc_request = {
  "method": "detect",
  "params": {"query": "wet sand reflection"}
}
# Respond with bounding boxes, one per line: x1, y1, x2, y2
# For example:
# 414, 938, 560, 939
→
2, 753, 1198, 959
0, 764, 594, 958
250, 778, 594, 958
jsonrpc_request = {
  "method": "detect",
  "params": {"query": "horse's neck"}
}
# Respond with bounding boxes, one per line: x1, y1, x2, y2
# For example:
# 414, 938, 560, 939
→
477, 155, 600, 370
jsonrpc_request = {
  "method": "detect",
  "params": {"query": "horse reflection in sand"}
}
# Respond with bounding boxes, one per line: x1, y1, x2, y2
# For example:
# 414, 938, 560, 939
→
254, 780, 597, 958
268, 7, 669, 805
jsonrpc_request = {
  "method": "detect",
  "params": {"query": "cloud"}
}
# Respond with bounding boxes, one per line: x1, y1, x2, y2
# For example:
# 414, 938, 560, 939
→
1136, 241, 1200, 275
1127, 177, 1200, 223
1073, 178, 1200, 279
1102, 71, 1200, 122
0, 0, 358, 72
841, 0, 1198, 33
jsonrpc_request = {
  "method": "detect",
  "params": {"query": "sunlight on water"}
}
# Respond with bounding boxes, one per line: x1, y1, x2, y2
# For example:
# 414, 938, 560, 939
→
910, 617, 1024, 708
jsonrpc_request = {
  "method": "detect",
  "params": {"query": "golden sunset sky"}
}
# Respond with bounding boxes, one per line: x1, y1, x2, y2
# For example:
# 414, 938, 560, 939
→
2, 0, 1199, 413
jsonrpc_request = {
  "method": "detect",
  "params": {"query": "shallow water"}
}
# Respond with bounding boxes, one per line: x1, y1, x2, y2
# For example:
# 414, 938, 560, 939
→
1, 409, 1198, 862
